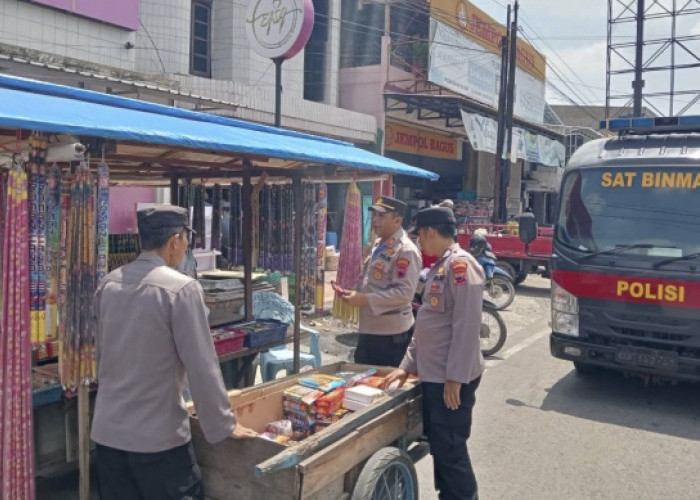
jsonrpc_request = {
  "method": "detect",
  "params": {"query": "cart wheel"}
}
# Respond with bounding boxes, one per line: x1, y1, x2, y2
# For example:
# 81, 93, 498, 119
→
351, 447, 418, 500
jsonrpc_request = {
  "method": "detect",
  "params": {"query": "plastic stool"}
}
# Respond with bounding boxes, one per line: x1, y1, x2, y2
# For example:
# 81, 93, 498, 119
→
260, 325, 322, 382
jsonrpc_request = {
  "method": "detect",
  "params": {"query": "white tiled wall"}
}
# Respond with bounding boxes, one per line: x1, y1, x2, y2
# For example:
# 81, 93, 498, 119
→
0, 0, 376, 143
0, 0, 136, 70
135, 0, 190, 75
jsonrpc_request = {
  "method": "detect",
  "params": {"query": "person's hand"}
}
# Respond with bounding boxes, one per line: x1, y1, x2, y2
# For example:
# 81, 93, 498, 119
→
231, 424, 258, 439
341, 291, 369, 307
385, 368, 409, 389
443, 380, 462, 410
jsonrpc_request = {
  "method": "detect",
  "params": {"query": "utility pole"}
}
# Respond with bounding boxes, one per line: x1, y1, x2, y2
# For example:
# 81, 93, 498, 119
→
633, 0, 645, 116
493, 5, 511, 223
502, 1, 518, 221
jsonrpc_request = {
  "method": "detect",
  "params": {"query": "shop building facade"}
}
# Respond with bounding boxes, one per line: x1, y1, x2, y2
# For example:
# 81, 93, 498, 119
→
337, 0, 566, 223
0, 0, 376, 143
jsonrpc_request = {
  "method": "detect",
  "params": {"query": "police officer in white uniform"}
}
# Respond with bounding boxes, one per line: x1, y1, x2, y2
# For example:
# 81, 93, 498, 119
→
387, 206, 485, 500
341, 196, 421, 367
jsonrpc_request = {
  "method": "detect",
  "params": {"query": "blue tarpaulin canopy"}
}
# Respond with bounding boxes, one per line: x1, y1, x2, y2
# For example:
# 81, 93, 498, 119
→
0, 75, 438, 180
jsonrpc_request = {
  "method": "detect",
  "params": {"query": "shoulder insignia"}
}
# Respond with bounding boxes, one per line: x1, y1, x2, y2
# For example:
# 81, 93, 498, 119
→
396, 257, 410, 279
452, 259, 468, 286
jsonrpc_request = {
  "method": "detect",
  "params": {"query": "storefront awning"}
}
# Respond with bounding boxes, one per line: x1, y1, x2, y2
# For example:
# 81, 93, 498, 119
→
384, 92, 563, 141
0, 75, 438, 180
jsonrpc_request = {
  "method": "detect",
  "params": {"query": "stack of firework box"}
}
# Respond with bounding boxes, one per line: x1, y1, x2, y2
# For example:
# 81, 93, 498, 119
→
282, 375, 348, 437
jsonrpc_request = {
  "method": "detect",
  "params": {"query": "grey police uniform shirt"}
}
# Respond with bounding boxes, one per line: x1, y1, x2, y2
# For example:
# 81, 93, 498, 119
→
358, 228, 422, 335
90, 253, 236, 453
400, 243, 485, 384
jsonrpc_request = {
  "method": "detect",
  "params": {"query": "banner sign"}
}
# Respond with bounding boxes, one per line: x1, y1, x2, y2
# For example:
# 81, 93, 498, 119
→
385, 122, 461, 160
461, 110, 498, 155
461, 111, 565, 167
430, 0, 546, 80
429, 20, 546, 123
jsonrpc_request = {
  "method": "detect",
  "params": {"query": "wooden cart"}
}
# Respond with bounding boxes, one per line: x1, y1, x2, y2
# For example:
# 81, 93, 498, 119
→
190, 362, 427, 500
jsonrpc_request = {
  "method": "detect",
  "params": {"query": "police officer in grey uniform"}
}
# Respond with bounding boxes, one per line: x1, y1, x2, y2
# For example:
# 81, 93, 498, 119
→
386, 207, 485, 500
92, 205, 257, 500
341, 196, 421, 367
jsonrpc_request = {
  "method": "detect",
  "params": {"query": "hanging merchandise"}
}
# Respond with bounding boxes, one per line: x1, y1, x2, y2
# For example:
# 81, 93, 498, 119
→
192, 184, 206, 249
28, 132, 49, 345
45, 164, 62, 342
96, 163, 110, 283
108, 234, 140, 271
0, 160, 36, 499
59, 163, 98, 389
332, 182, 363, 324
315, 183, 327, 314
282, 185, 294, 271
227, 183, 243, 267
258, 185, 270, 269
211, 184, 222, 251
300, 183, 317, 306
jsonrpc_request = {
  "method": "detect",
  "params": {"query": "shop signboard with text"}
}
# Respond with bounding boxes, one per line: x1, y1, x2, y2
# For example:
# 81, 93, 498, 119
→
428, 0, 547, 124
29, 0, 139, 30
430, 0, 546, 79
385, 122, 461, 161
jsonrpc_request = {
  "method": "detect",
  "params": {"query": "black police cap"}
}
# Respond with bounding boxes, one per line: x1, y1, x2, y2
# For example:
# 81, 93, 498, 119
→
137, 204, 196, 234
409, 207, 456, 235
368, 196, 407, 216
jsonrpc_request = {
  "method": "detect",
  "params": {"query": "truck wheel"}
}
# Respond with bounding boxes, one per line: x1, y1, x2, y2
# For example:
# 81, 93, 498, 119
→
351, 447, 418, 500
573, 361, 596, 375
497, 261, 518, 280
514, 273, 528, 286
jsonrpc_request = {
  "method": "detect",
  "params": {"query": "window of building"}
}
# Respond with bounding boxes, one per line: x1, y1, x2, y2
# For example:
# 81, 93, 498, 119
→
304, 0, 329, 102
190, 0, 212, 77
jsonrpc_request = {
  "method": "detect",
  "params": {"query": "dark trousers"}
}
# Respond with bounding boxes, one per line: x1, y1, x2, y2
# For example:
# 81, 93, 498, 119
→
422, 377, 481, 500
354, 327, 413, 367
95, 441, 204, 500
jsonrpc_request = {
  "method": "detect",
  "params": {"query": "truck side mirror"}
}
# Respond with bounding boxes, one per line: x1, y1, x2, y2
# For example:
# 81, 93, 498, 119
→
519, 213, 538, 244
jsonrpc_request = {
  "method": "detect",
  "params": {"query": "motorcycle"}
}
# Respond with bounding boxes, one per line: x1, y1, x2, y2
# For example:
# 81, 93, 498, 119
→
413, 276, 508, 357
480, 298, 507, 356
476, 253, 516, 311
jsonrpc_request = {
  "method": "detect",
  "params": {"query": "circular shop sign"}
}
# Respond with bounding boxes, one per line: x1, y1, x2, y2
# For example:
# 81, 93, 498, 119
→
245, 0, 315, 60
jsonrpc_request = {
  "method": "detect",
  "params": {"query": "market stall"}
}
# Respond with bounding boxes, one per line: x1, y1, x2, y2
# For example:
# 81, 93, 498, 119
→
0, 74, 437, 498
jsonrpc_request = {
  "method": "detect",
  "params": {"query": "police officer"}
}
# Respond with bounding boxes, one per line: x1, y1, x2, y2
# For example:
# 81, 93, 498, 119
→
92, 205, 257, 500
386, 206, 485, 500
341, 196, 421, 367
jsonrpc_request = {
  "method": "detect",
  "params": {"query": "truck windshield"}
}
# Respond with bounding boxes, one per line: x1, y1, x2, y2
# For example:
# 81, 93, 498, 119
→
555, 167, 700, 260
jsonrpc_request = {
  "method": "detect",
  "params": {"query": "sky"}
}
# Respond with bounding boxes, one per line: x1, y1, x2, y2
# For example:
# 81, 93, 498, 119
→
472, 0, 700, 116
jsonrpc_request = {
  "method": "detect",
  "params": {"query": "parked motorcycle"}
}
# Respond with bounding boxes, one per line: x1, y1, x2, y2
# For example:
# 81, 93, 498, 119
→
469, 233, 516, 310
481, 298, 507, 356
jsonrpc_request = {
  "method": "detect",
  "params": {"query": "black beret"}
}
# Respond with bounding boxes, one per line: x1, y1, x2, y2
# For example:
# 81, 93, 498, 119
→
137, 204, 196, 234
368, 196, 407, 215
409, 207, 456, 235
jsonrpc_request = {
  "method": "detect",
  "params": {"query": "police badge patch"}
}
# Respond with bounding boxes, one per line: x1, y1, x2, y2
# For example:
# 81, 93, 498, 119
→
396, 257, 410, 278
452, 259, 468, 286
